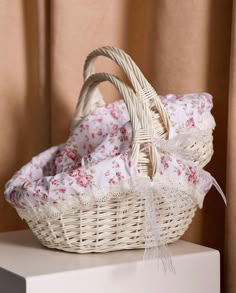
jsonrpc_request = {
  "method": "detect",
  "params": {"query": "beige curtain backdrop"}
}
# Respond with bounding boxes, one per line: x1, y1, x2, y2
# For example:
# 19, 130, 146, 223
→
0, 0, 234, 291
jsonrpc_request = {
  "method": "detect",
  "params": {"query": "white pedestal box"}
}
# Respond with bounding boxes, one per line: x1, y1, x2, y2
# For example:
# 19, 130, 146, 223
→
0, 230, 220, 293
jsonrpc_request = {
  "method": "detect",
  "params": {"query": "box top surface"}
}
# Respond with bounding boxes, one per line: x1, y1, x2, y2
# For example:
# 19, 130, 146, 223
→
0, 230, 217, 278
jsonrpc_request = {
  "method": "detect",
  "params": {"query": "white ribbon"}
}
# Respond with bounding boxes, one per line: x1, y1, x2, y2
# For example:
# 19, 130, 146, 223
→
139, 127, 226, 270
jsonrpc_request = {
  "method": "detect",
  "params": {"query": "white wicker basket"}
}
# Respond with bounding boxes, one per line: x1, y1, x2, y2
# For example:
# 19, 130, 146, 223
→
74, 46, 214, 168
24, 73, 198, 253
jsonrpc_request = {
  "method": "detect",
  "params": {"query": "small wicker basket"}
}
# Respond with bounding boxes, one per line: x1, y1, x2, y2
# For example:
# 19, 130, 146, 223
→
75, 46, 214, 168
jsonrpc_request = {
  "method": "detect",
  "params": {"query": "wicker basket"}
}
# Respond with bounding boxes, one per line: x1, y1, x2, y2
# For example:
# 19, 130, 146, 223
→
73, 46, 214, 168
23, 73, 197, 253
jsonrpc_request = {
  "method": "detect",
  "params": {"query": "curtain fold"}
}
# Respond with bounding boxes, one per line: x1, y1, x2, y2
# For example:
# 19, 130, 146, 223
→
151, 1, 231, 256
0, 0, 50, 231
0, 1, 234, 291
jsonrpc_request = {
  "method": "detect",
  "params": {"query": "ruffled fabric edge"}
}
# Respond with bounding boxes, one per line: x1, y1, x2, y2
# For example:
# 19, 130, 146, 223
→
15, 172, 214, 222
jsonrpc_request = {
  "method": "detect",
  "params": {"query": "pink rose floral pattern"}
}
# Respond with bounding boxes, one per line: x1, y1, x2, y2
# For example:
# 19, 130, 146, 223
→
4, 92, 216, 211
159, 93, 215, 138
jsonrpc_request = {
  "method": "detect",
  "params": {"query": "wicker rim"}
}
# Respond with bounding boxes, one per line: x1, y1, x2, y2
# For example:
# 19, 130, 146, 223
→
75, 72, 159, 174
81, 46, 170, 135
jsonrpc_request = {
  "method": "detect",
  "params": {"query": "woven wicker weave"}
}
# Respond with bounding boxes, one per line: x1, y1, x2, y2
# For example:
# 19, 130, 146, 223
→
27, 195, 196, 253
24, 73, 197, 253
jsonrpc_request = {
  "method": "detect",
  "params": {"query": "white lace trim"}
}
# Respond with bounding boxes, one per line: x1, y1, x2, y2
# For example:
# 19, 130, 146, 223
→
16, 174, 210, 221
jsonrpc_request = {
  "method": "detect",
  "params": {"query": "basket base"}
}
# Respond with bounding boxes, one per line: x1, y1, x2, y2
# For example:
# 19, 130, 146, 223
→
25, 196, 197, 253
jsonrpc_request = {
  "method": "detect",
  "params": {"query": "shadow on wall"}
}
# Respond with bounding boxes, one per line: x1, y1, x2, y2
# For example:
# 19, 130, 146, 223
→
201, 0, 232, 251
201, 0, 232, 289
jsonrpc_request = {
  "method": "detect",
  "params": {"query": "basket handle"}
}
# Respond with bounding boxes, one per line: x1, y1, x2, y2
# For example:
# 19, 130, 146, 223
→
83, 46, 170, 133
74, 72, 158, 176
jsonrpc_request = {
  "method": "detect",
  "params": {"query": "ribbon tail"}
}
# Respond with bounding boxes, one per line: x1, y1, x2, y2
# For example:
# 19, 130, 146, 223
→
142, 182, 175, 272
212, 177, 227, 206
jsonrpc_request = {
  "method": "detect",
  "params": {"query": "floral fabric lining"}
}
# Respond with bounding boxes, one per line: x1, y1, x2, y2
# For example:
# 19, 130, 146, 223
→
4, 92, 216, 212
